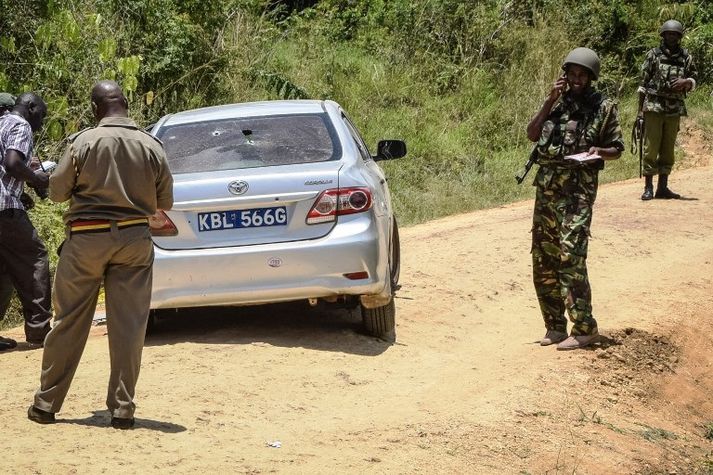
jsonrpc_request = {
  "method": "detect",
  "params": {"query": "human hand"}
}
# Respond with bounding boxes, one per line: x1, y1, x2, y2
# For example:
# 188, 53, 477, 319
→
588, 146, 600, 157
29, 156, 41, 171
548, 75, 568, 102
31, 170, 50, 190
670, 78, 691, 92
20, 192, 35, 210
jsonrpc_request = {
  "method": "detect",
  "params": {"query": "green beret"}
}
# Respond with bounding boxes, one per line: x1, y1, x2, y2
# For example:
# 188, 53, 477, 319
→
0, 92, 16, 108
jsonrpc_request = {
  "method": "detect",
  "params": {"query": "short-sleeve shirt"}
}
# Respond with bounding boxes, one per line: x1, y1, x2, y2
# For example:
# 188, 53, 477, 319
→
0, 113, 34, 211
50, 116, 174, 224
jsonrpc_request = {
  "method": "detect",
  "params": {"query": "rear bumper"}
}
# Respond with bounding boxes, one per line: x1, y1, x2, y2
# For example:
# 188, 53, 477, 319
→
150, 214, 388, 309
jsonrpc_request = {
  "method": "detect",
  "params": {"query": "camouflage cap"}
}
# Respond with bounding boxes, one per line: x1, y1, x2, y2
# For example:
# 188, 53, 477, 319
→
0, 92, 16, 108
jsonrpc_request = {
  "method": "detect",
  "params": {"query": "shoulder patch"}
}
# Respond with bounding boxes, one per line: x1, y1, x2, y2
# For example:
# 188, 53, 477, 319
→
139, 128, 163, 146
66, 127, 91, 143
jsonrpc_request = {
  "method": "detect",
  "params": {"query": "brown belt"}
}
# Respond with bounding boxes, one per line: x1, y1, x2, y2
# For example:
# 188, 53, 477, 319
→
70, 218, 149, 234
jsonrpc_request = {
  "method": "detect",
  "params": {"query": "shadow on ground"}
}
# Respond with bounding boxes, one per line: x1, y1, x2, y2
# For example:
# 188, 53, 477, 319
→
142, 301, 392, 357
58, 410, 187, 433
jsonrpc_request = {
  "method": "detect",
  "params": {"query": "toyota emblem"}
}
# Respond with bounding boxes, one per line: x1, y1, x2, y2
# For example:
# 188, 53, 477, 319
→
228, 180, 249, 195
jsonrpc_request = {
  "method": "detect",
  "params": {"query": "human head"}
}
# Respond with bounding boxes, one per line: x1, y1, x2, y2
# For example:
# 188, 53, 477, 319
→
90, 80, 128, 121
0, 92, 15, 115
660, 20, 684, 49
561, 47, 600, 81
14, 92, 47, 132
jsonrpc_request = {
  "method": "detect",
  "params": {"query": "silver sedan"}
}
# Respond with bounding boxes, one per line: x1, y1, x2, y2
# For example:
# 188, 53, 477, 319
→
148, 100, 405, 341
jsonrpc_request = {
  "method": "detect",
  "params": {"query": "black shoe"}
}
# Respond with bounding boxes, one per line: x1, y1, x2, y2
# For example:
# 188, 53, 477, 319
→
654, 188, 681, 199
641, 175, 654, 201
655, 174, 680, 199
27, 405, 56, 424
0, 336, 17, 351
111, 417, 135, 430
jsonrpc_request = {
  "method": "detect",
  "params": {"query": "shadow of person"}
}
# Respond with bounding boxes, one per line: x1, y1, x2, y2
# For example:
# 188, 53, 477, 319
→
3, 341, 44, 353
675, 196, 699, 201
58, 410, 187, 433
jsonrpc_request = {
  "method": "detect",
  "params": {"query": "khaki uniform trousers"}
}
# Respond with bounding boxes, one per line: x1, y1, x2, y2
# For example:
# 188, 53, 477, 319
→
643, 111, 681, 176
34, 224, 153, 419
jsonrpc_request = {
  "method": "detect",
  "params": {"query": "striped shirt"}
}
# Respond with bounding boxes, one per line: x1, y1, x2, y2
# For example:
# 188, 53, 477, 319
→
0, 113, 33, 211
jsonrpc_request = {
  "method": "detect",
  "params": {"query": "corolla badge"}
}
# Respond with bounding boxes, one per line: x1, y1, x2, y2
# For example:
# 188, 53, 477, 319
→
268, 257, 283, 268
228, 180, 249, 195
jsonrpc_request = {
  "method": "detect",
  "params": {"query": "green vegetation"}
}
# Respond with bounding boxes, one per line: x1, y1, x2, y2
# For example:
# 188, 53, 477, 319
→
1, 0, 712, 329
636, 423, 678, 442
705, 421, 713, 441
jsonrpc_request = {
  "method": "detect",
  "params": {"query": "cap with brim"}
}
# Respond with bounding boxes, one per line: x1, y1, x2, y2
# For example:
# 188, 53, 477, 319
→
0, 93, 16, 108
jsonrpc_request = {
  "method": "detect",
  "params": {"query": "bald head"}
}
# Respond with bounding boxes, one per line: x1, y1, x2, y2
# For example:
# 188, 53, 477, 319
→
13, 92, 47, 132
91, 80, 128, 121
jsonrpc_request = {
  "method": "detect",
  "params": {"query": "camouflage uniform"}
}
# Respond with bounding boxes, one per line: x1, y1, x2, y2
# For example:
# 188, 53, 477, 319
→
639, 44, 697, 176
532, 89, 624, 336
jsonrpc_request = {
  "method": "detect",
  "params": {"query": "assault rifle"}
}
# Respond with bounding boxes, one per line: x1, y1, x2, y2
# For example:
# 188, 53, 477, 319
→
631, 116, 644, 178
515, 146, 539, 184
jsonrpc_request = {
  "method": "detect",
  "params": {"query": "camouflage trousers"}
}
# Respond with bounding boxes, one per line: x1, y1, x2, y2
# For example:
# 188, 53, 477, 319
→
531, 166, 599, 336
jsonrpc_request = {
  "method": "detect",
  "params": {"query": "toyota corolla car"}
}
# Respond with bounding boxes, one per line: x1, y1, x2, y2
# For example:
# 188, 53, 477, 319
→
148, 100, 405, 341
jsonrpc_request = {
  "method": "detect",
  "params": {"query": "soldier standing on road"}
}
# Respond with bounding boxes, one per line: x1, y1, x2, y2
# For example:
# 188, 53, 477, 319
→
526, 48, 624, 350
29, 80, 173, 428
638, 19, 697, 200
0, 92, 52, 352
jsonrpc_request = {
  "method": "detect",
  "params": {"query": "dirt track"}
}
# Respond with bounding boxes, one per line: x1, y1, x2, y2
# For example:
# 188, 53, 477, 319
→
1, 134, 712, 473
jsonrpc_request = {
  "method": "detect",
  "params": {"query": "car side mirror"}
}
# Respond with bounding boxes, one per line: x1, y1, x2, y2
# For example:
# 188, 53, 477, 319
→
374, 140, 407, 161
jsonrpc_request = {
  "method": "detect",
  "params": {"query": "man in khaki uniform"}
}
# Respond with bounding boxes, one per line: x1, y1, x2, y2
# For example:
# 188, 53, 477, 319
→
29, 81, 173, 429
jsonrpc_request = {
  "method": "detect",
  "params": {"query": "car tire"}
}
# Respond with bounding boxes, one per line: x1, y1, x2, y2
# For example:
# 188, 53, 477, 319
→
361, 218, 399, 342
390, 218, 400, 288
361, 298, 396, 342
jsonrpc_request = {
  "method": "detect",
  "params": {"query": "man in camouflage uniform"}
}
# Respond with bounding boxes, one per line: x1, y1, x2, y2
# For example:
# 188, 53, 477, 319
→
638, 19, 697, 200
526, 48, 625, 350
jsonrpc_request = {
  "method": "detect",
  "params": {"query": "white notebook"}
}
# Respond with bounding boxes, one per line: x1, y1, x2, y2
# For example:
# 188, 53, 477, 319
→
564, 152, 601, 162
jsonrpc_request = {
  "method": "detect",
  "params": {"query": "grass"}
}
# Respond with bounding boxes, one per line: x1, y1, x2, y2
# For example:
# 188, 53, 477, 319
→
635, 423, 678, 442
704, 421, 713, 441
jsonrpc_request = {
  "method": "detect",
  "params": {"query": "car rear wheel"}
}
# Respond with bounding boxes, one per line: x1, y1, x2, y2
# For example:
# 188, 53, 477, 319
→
361, 218, 399, 342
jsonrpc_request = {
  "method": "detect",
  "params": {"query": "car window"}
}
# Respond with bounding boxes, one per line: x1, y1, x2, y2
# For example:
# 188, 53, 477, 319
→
341, 113, 372, 161
156, 113, 341, 173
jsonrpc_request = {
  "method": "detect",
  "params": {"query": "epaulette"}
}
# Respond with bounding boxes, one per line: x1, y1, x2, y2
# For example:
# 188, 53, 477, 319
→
66, 127, 91, 143
139, 128, 163, 146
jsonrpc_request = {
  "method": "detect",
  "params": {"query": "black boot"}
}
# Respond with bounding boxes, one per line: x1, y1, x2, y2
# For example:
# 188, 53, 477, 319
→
654, 174, 680, 199
641, 175, 654, 201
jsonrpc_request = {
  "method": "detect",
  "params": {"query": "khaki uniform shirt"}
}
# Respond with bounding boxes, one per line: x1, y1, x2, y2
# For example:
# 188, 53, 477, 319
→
50, 116, 173, 223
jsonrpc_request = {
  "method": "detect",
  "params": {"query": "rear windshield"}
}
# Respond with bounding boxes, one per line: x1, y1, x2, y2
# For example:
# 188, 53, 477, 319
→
156, 113, 341, 173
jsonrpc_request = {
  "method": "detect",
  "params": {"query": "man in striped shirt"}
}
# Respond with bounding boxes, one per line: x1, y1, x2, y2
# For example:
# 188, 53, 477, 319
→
0, 92, 52, 350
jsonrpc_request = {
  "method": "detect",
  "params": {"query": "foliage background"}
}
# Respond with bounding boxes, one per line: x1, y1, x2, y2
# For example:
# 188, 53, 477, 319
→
1, 0, 711, 328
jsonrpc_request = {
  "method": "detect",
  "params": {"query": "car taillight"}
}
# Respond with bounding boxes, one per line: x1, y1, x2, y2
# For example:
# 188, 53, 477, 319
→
306, 187, 372, 225
149, 210, 178, 236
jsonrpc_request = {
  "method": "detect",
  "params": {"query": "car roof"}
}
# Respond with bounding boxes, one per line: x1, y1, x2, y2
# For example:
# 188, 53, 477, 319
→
157, 100, 334, 127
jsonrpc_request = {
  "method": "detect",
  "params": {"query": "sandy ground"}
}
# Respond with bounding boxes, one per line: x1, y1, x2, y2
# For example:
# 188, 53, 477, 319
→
1, 126, 712, 474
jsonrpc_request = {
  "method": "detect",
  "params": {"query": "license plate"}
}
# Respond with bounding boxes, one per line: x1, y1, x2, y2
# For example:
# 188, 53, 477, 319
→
198, 207, 288, 232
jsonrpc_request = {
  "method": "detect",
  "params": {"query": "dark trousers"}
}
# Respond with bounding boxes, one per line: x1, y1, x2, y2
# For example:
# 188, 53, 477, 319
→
0, 208, 52, 340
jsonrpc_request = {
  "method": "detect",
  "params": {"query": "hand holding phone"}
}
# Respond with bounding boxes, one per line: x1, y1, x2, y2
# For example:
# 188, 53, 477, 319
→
549, 74, 568, 101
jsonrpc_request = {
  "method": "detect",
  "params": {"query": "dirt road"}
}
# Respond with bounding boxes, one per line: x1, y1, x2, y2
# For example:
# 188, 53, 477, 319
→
2, 145, 712, 473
